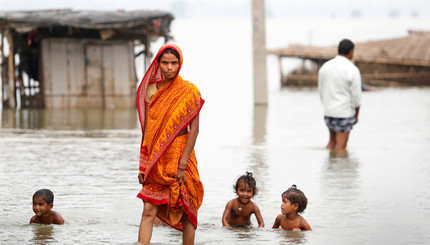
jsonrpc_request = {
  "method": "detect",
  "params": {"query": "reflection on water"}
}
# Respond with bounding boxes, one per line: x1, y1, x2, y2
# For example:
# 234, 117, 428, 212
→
249, 105, 268, 194
1, 108, 138, 130
252, 105, 267, 145
31, 225, 54, 244
318, 149, 363, 242
278, 230, 307, 244
323, 150, 360, 194
329, 149, 349, 159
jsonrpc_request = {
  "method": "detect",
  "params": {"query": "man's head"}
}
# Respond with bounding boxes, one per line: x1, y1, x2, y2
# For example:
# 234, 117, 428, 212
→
338, 39, 355, 59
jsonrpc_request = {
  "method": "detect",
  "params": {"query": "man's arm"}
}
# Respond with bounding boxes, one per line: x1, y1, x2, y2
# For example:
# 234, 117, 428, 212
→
354, 107, 360, 124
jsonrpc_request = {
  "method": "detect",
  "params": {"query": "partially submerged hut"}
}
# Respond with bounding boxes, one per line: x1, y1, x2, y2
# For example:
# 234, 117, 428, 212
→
0, 9, 173, 108
269, 30, 430, 87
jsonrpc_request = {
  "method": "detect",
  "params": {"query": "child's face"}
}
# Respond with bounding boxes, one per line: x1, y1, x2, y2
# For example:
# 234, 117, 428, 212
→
32, 197, 53, 217
281, 196, 297, 215
236, 181, 254, 204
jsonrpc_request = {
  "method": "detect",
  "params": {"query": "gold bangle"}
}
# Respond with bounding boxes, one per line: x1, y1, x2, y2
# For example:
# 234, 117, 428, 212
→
178, 166, 186, 171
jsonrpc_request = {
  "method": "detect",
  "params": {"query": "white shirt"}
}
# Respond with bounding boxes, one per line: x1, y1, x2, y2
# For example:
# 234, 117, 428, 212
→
318, 55, 362, 118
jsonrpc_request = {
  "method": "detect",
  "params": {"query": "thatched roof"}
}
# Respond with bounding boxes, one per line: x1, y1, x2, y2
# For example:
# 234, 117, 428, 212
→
269, 30, 430, 67
0, 9, 174, 40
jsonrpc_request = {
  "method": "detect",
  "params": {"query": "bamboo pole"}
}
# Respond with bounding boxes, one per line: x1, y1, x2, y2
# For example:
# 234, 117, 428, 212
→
0, 29, 5, 107
144, 38, 151, 72
7, 31, 15, 108
252, 0, 268, 105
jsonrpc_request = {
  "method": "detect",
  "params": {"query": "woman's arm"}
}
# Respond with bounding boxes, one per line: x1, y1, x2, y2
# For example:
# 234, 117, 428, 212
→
175, 114, 199, 184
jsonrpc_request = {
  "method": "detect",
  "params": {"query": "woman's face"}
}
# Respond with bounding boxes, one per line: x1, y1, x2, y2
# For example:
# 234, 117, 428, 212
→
159, 52, 180, 82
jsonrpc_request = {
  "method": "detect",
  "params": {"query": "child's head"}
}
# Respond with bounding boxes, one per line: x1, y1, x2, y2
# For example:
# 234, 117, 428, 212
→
33, 189, 54, 205
32, 189, 55, 217
233, 171, 258, 196
281, 185, 308, 213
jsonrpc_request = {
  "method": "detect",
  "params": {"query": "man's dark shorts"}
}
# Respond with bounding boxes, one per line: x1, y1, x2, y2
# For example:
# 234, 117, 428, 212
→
324, 116, 356, 133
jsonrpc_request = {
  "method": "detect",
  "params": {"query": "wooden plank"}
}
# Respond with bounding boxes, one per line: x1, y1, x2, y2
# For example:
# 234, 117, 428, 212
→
127, 41, 137, 108
112, 42, 131, 95
361, 72, 430, 79
85, 43, 103, 108
49, 40, 69, 108
108, 41, 134, 108
127, 40, 137, 93
41, 39, 54, 107
102, 44, 115, 108
1, 29, 7, 106
282, 72, 430, 86
66, 40, 86, 108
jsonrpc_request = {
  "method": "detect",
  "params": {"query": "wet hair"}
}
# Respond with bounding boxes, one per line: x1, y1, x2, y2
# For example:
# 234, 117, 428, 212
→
338, 39, 355, 55
33, 189, 54, 205
157, 48, 180, 63
281, 184, 308, 213
233, 171, 258, 196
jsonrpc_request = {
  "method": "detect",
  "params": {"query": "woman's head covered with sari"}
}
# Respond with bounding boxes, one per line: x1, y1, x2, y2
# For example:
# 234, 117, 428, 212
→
137, 44, 184, 129
136, 43, 183, 122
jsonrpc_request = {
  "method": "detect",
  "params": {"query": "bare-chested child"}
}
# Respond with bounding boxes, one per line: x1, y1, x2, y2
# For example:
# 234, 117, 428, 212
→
30, 189, 64, 225
222, 172, 264, 228
272, 185, 311, 231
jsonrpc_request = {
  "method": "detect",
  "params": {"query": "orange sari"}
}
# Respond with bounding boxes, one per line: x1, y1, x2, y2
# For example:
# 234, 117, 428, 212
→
136, 44, 204, 231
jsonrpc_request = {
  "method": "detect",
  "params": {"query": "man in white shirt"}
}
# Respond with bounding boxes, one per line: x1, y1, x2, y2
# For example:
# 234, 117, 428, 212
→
318, 39, 362, 150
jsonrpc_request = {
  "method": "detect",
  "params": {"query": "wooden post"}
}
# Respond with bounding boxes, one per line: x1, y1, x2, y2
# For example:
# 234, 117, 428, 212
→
278, 56, 284, 86
252, 0, 268, 105
145, 40, 151, 72
7, 31, 16, 108
0, 29, 4, 107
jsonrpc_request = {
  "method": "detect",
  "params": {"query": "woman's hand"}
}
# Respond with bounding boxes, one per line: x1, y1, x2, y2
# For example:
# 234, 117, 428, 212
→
175, 169, 186, 184
138, 172, 144, 184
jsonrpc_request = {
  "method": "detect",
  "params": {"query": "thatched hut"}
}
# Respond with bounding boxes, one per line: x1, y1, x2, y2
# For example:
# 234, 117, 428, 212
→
269, 30, 430, 87
0, 9, 173, 108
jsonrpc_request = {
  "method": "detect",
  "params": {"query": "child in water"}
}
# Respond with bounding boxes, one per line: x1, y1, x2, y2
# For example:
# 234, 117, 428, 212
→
30, 189, 64, 225
272, 185, 311, 231
222, 172, 264, 228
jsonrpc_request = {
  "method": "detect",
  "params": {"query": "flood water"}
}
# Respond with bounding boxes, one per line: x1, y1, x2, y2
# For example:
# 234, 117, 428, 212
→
1, 17, 430, 244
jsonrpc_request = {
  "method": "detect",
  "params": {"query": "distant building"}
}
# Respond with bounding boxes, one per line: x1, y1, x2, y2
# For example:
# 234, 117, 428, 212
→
0, 9, 173, 109
269, 30, 430, 87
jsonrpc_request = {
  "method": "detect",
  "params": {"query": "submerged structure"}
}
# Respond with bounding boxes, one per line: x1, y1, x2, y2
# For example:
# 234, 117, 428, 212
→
0, 9, 173, 108
269, 30, 430, 87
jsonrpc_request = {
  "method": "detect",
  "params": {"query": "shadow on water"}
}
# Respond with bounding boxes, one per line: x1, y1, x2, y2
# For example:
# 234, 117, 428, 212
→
1, 108, 138, 130
30, 224, 55, 244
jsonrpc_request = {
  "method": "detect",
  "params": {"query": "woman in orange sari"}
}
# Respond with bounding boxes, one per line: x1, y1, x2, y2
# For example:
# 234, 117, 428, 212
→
136, 44, 204, 245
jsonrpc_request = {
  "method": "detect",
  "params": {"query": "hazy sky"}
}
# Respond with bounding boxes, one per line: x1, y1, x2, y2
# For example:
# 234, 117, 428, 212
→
0, 0, 429, 19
